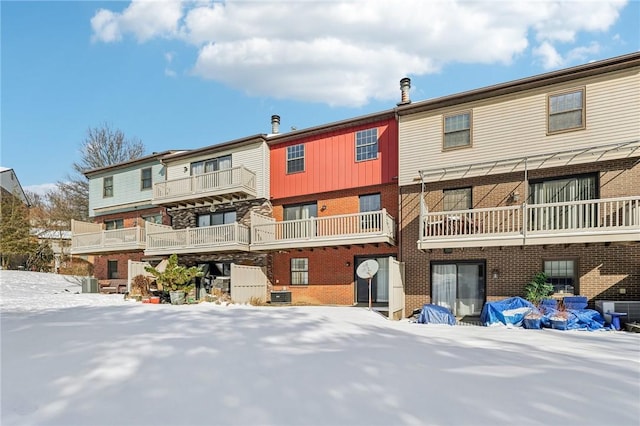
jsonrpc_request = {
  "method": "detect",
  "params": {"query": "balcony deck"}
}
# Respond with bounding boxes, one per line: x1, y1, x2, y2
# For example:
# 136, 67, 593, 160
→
71, 227, 146, 255
250, 209, 396, 251
418, 196, 640, 250
144, 223, 250, 256
152, 166, 257, 208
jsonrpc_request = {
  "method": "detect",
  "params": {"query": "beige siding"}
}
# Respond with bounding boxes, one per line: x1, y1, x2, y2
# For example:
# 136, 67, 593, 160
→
399, 67, 640, 186
164, 141, 269, 199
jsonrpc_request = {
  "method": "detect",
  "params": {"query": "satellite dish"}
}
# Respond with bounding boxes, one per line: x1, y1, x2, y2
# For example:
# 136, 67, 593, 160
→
356, 259, 379, 280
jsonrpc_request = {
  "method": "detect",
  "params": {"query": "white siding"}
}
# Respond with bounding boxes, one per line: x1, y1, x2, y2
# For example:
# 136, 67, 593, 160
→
164, 141, 270, 199
399, 68, 640, 186
88, 161, 164, 216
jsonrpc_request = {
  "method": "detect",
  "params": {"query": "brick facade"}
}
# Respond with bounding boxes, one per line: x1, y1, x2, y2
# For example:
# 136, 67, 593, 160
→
271, 183, 399, 305
92, 207, 168, 282
400, 158, 640, 315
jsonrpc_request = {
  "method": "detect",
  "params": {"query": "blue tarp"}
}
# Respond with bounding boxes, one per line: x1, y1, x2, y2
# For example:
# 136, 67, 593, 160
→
416, 304, 456, 325
546, 308, 605, 331
480, 297, 536, 327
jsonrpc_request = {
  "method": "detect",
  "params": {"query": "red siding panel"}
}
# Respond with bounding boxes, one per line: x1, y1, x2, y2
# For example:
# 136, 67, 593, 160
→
270, 119, 398, 199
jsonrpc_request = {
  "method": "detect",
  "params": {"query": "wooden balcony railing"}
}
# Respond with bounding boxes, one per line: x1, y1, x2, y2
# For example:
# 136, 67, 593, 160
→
419, 196, 640, 249
152, 166, 257, 205
144, 222, 250, 255
71, 226, 146, 254
251, 209, 396, 250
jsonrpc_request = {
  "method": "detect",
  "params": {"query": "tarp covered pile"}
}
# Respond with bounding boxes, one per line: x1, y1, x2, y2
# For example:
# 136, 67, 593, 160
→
480, 296, 606, 331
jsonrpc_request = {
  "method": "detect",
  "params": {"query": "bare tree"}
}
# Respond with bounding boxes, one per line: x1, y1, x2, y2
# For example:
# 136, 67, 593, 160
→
55, 123, 146, 222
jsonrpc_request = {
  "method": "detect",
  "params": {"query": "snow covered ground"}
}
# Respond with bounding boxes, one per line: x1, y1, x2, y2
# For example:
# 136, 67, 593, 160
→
1, 270, 639, 426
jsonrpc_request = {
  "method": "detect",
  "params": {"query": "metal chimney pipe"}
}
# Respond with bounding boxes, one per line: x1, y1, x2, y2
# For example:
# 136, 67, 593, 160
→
271, 115, 280, 134
399, 77, 411, 104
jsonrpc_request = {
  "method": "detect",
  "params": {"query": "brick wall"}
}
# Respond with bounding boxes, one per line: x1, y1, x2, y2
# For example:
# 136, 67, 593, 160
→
400, 157, 640, 315
270, 183, 399, 305
93, 251, 146, 282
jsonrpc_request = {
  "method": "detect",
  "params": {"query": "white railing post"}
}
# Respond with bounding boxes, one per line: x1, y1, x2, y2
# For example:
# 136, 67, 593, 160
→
310, 217, 317, 239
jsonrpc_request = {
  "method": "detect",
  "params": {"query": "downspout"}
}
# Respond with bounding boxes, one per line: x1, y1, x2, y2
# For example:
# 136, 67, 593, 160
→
523, 158, 528, 245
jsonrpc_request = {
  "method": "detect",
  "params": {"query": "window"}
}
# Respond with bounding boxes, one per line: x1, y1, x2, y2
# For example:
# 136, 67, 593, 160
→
544, 260, 576, 295
191, 155, 232, 175
197, 211, 236, 227
284, 203, 317, 221
142, 214, 162, 224
529, 174, 597, 231
103, 176, 113, 197
548, 88, 584, 133
359, 193, 381, 230
359, 193, 381, 212
443, 188, 472, 211
443, 112, 471, 149
291, 258, 308, 285
107, 260, 118, 279
104, 219, 124, 230
355, 128, 378, 161
530, 174, 597, 204
141, 168, 152, 190
287, 144, 305, 174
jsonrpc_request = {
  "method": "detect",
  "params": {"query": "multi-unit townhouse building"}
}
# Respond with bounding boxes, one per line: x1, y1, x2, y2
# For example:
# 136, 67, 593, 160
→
397, 52, 639, 316
144, 135, 271, 296
252, 113, 399, 306
72, 52, 638, 318
71, 151, 174, 292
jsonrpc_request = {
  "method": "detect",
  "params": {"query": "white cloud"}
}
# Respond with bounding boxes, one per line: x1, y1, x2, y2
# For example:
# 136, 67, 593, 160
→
24, 183, 57, 197
91, 0, 628, 106
91, 0, 184, 43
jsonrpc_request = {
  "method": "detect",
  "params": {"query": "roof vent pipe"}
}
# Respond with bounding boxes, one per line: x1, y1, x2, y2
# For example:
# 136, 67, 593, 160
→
271, 115, 280, 134
399, 77, 411, 105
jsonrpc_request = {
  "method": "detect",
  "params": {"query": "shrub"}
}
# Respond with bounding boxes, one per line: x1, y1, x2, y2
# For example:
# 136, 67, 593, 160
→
524, 272, 554, 305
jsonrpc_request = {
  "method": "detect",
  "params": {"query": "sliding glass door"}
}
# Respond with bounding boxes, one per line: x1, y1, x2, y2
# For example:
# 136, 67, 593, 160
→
432, 261, 485, 316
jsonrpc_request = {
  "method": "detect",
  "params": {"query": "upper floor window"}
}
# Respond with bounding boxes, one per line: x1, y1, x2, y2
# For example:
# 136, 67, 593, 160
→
142, 214, 162, 224
141, 168, 152, 190
443, 111, 471, 149
104, 219, 124, 230
355, 128, 378, 161
359, 193, 381, 212
548, 88, 585, 134
103, 176, 113, 198
443, 187, 472, 211
284, 202, 317, 221
198, 211, 236, 227
191, 155, 232, 175
529, 174, 597, 204
287, 144, 305, 174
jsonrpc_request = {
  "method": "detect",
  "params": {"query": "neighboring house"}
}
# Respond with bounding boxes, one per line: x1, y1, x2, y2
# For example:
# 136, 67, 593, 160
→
397, 52, 640, 316
0, 167, 30, 206
70, 151, 177, 292
31, 228, 71, 272
144, 134, 271, 296
259, 113, 400, 306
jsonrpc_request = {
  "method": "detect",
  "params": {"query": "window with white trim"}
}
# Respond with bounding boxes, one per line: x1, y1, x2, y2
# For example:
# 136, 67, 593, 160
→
548, 88, 584, 133
104, 219, 124, 230
443, 112, 471, 149
287, 144, 305, 174
355, 128, 378, 161
544, 260, 576, 295
103, 176, 113, 197
197, 211, 236, 227
141, 168, 152, 190
443, 188, 472, 211
191, 155, 232, 175
291, 258, 309, 285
